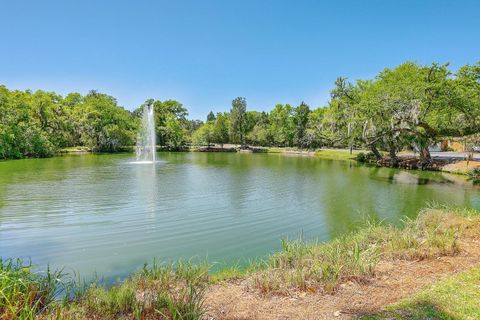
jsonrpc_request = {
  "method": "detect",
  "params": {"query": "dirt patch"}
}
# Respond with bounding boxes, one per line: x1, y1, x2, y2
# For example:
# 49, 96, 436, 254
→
442, 160, 480, 174
205, 227, 480, 319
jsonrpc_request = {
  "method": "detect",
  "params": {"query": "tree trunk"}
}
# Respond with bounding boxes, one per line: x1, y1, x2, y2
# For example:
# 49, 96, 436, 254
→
388, 142, 399, 167
419, 146, 432, 169
370, 144, 382, 160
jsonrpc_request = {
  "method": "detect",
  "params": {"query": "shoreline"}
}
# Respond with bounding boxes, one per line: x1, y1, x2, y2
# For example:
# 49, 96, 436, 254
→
62, 145, 480, 176
3, 145, 479, 178
3, 147, 478, 182
3, 205, 480, 319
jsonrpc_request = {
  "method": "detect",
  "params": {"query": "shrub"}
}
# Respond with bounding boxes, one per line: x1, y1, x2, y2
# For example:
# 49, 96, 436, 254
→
356, 152, 378, 163
467, 168, 480, 183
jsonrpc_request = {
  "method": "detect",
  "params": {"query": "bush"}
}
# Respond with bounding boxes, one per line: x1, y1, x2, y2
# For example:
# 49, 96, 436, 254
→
467, 168, 480, 183
356, 152, 378, 163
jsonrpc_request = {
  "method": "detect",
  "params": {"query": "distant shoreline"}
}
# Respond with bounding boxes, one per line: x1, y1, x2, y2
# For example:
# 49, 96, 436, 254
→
32, 145, 480, 177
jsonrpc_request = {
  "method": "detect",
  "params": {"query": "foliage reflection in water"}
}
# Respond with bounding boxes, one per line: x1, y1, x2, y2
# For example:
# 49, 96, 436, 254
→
0, 152, 479, 282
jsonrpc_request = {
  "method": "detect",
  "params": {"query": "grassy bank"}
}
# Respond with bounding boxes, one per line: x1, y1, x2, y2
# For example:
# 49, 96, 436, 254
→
2, 205, 479, 319
246, 204, 477, 295
314, 149, 357, 160
0, 260, 209, 320
265, 147, 357, 160
362, 266, 480, 319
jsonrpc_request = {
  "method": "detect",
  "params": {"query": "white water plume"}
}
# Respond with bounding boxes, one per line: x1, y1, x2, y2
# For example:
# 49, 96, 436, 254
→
136, 103, 156, 163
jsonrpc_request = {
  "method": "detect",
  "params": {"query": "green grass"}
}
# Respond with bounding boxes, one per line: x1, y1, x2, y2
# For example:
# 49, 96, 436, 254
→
57, 146, 92, 153
0, 258, 66, 319
249, 205, 477, 295
65, 260, 209, 320
266, 147, 359, 160
265, 147, 358, 159
467, 167, 480, 184
0, 260, 209, 320
315, 150, 357, 160
362, 266, 480, 320
209, 260, 263, 284
252, 231, 379, 294
265, 147, 286, 153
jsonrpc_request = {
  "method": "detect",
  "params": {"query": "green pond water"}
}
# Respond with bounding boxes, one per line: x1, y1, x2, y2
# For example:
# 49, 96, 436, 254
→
1, 152, 479, 280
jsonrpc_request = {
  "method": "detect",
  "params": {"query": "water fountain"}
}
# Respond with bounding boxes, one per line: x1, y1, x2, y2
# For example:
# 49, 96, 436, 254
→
135, 102, 156, 163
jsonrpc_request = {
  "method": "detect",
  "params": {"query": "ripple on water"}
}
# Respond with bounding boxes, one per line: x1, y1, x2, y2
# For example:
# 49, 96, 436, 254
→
0, 152, 479, 281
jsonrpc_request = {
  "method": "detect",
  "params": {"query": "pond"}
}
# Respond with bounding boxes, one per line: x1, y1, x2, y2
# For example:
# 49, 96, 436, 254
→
1, 152, 479, 281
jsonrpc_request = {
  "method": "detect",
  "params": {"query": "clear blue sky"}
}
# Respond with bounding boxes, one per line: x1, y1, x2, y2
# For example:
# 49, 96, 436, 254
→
1, 0, 479, 120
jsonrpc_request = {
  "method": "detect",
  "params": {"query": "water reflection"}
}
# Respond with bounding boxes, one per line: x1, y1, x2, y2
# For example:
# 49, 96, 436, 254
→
133, 162, 158, 218
0, 153, 479, 281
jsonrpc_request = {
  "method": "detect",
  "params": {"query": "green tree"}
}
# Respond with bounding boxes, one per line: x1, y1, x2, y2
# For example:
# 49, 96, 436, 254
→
164, 115, 188, 150
292, 102, 311, 148
75, 90, 136, 152
192, 122, 214, 146
212, 112, 230, 148
303, 108, 327, 149
449, 63, 480, 135
0, 87, 138, 158
328, 77, 371, 155
186, 119, 203, 137
230, 97, 247, 145
138, 99, 189, 150
373, 62, 450, 165
246, 112, 271, 146
269, 104, 294, 147
207, 111, 216, 122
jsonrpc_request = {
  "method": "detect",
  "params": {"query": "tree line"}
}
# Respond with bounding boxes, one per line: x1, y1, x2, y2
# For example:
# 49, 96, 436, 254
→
0, 88, 137, 158
1, 61, 479, 160
193, 61, 480, 166
0, 88, 195, 159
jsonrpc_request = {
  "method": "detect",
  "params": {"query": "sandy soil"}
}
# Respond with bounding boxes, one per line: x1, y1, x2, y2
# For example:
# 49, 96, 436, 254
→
442, 160, 480, 174
205, 229, 480, 319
